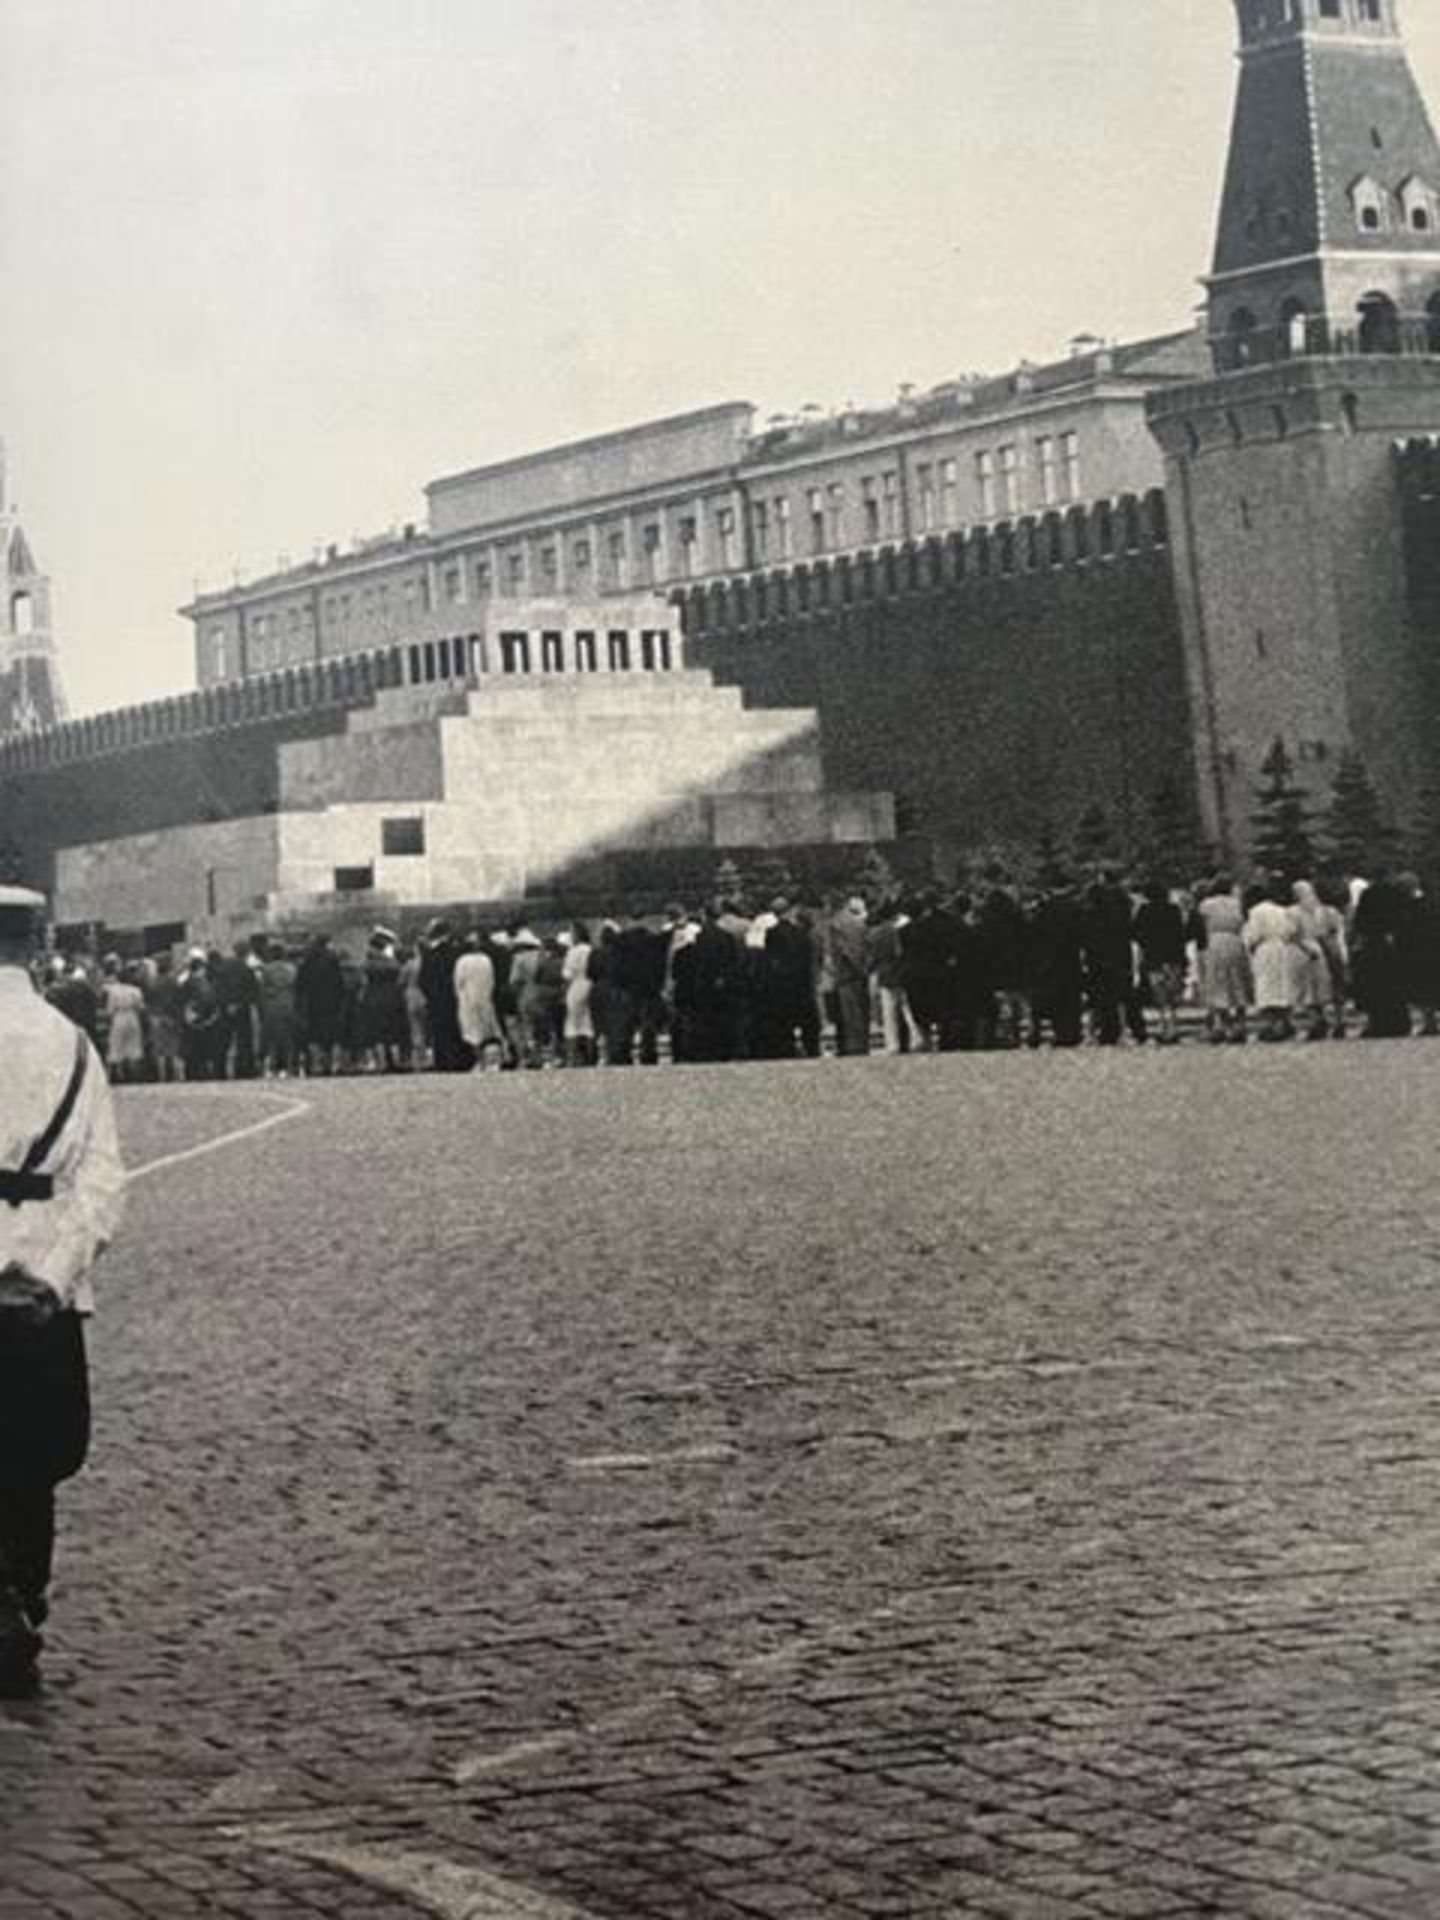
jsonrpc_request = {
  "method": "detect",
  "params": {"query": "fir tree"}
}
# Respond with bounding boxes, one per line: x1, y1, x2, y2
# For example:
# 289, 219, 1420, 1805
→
848, 844, 899, 907
1142, 779, 1213, 889
1032, 818, 1071, 890
1322, 748, 1402, 881
1072, 804, 1116, 874
1409, 782, 1440, 894
748, 851, 798, 907
1249, 737, 1316, 882
712, 855, 746, 908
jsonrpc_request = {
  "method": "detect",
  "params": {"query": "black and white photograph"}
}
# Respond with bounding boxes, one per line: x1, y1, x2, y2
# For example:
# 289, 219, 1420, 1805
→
6, 1, 1440, 1913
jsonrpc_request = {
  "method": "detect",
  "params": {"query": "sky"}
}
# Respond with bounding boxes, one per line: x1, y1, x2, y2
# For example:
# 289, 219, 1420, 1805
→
4, 1, 1440, 718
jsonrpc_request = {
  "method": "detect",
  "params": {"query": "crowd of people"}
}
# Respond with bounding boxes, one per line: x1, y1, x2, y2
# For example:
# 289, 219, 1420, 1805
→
26, 864, 1440, 1082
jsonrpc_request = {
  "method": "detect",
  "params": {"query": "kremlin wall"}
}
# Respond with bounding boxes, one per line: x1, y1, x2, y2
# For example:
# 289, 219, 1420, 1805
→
6, 0, 1440, 950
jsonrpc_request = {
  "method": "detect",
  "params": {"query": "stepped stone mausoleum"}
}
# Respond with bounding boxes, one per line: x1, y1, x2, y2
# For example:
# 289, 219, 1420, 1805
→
9, 0, 1440, 946
21, 602, 890, 945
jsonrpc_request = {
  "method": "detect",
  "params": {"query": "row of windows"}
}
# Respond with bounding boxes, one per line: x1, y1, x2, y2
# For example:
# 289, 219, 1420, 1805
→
1240, 0, 1384, 32
972, 434, 1083, 520
432, 438, 1087, 586
212, 430, 1092, 669
1241, 171, 1433, 251
214, 621, 679, 686
1350, 173, 1435, 235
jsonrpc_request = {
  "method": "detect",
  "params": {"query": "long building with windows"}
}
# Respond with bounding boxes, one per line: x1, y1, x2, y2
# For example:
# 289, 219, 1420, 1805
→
181, 330, 1206, 690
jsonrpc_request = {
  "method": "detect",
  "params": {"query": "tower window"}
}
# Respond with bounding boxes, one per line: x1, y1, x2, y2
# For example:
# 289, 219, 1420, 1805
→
1357, 291, 1401, 355
1400, 177, 1437, 232
1319, 0, 1341, 16
1351, 174, 1392, 237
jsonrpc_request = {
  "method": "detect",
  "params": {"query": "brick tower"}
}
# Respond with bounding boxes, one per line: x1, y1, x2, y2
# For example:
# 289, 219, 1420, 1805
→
0, 443, 66, 737
1147, 0, 1440, 858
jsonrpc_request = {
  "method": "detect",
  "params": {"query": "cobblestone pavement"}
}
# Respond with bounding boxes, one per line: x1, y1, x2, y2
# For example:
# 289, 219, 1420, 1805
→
5, 1049, 1440, 1917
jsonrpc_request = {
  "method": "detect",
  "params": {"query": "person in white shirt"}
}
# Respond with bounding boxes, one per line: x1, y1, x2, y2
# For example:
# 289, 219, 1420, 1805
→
0, 888, 126, 1687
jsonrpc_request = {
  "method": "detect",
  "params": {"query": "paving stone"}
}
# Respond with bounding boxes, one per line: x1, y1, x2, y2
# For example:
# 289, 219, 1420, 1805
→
6, 1061, 1440, 1915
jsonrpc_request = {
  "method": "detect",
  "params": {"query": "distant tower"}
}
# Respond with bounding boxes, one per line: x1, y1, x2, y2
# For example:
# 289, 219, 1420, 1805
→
1148, 0, 1440, 857
0, 443, 67, 736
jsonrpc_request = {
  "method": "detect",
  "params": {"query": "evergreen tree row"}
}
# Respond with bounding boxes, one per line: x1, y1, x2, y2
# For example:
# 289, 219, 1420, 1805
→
706, 739, 1438, 909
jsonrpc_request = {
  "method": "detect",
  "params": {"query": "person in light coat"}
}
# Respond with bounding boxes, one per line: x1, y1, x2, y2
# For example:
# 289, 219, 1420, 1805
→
1292, 880, 1348, 1040
0, 887, 126, 1688
1244, 876, 1304, 1042
454, 933, 504, 1070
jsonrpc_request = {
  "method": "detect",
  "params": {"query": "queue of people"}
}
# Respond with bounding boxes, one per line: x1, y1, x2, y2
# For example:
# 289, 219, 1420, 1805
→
30, 864, 1440, 1082
33, 930, 424, 1084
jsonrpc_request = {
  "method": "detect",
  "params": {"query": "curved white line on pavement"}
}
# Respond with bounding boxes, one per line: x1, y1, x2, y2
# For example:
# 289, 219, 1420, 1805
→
240, 1831, 601, 1920
129, 1094, 311, 1182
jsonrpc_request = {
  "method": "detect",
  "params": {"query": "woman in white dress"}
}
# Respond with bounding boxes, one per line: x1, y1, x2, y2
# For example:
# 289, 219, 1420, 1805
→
1196, 877, 1252, 1043
453, 935, 504, 1070
1244, 879, 1304, 1042
562, 923, 596, 1067
1292, 879, 1348, 1040
103, 965, 147, 1083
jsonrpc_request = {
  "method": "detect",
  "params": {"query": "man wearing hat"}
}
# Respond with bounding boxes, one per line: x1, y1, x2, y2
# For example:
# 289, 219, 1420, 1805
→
0, 886, 126, 1687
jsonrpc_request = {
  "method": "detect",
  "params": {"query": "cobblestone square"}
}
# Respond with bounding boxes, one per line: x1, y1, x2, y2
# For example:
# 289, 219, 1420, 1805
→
5, 1049, 1440, 1917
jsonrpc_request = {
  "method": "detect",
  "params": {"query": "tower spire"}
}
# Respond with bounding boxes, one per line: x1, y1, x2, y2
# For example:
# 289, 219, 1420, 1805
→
0, 446, 67, 737
1209, 0, 1440, 367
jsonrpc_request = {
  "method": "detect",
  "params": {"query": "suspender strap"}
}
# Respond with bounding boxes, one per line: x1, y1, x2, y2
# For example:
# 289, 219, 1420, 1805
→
22, 1028, 91, 1176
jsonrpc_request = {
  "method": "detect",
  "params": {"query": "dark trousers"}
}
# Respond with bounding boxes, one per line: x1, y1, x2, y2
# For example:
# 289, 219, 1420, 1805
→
1034, 990, 1084, 1048
834, 977, 871, 1057
0, 1313, 90, 1617
1091, 977, 1148, 1046
224, 1006, 258, 1080
600, 988, 638, 1065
